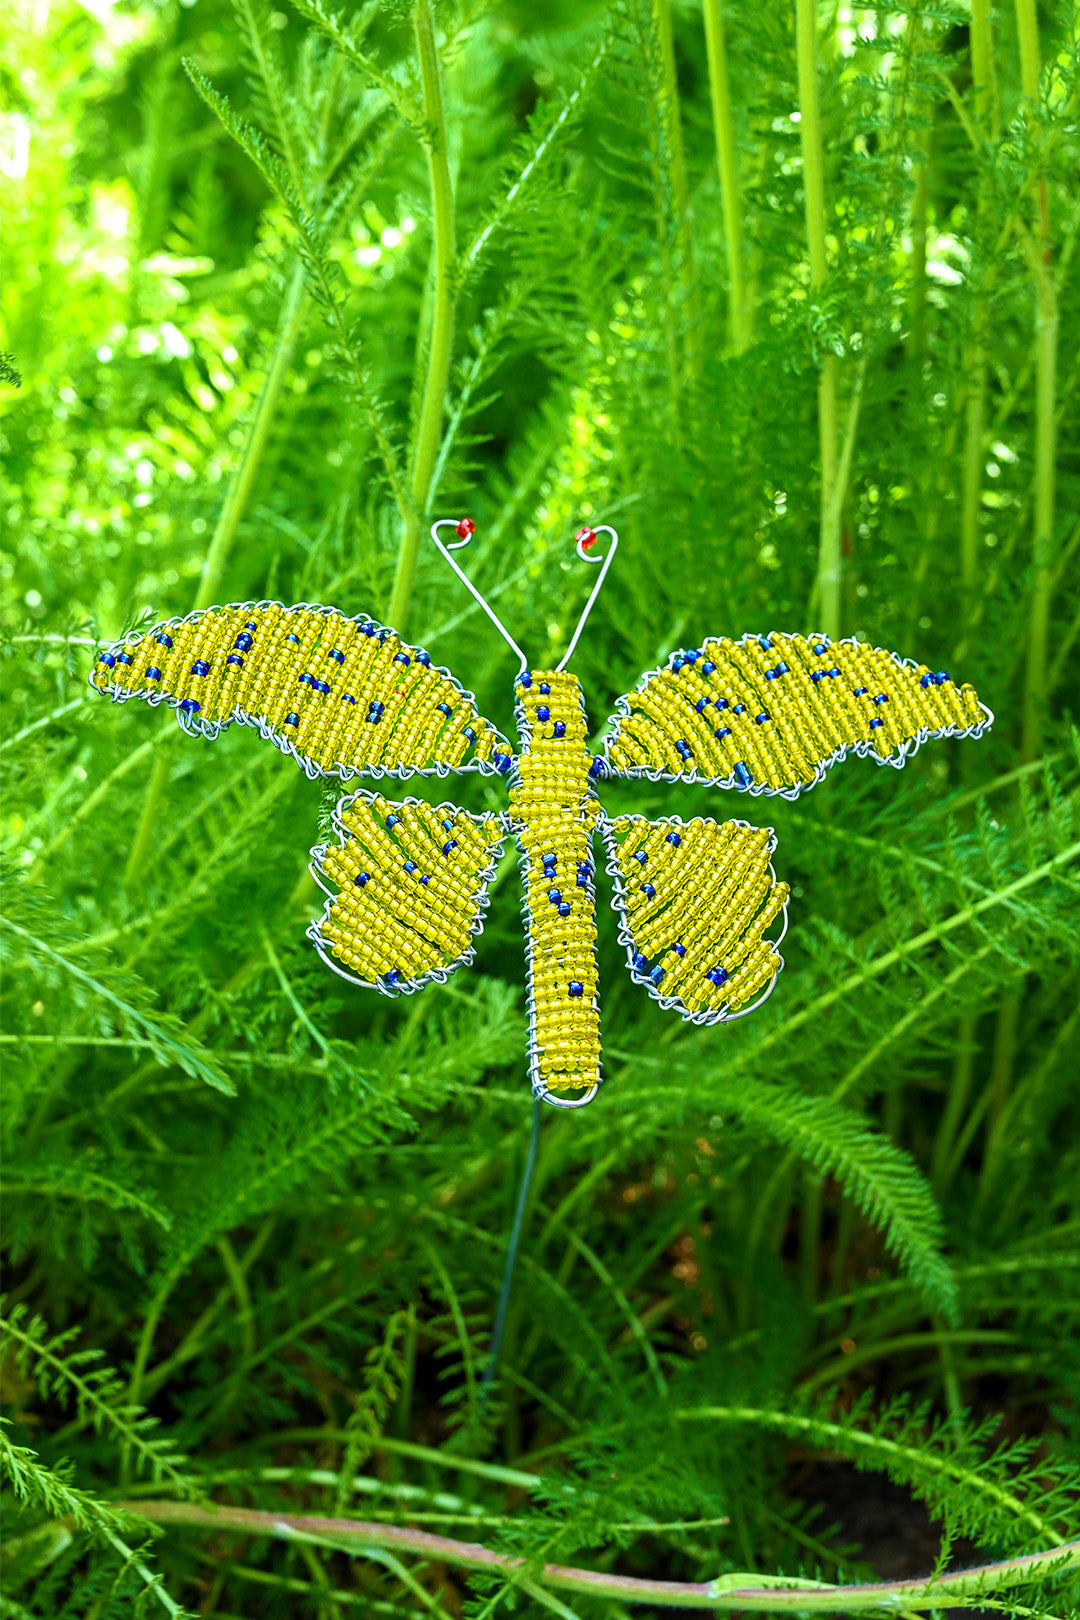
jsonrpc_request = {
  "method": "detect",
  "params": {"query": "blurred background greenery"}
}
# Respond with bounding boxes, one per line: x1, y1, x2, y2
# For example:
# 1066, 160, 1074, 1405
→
1, 0, 1078, 1613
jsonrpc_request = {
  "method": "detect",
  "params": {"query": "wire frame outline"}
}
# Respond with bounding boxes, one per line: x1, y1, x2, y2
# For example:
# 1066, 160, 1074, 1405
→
306, 785, 510, 998
598, 630, 995, 800
599, 812, 789, 1027
88, 598, 518, 784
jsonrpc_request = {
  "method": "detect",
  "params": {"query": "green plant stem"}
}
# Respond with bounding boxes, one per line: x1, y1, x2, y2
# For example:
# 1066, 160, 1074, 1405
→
795, 0, 839, 638
1014, 0, 1057, 762
108, 1501, 1080, 1609
653, 0, 700, 372
703, 0, 749, 351
386, 0, 455, 634
123, 261, 309, 889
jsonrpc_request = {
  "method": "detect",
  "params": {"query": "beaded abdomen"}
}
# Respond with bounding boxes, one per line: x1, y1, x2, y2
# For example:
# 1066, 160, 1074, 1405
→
509, 671, 603, 1096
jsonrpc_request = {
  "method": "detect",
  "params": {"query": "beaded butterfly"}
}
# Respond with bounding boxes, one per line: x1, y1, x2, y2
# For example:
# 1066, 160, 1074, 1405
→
90, 520, 992, 1108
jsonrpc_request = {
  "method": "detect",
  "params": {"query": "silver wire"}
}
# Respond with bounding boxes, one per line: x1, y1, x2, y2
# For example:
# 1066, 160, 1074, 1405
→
555, 526, 620, 672
430, 521, 528, 670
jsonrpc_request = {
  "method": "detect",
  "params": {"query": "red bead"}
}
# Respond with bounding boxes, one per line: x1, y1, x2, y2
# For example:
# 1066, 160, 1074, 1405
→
576, 526, 597, 551
455, 517, 475, 540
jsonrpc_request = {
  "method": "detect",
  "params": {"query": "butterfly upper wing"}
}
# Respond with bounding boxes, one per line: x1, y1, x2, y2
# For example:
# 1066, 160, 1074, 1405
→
90, 601, 515, 779
601, 812, 788, 1022
599, 633, 991, 798
309, 789, 508, 994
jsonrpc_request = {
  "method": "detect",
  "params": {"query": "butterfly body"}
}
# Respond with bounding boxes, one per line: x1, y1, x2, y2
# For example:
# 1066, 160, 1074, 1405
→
89, 519, 992, 1108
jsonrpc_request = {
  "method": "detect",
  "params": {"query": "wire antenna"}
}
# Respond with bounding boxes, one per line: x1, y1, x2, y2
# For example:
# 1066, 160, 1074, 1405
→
431, 519, 620, 675
430, 519, 528, 669
555, 525, 619, 671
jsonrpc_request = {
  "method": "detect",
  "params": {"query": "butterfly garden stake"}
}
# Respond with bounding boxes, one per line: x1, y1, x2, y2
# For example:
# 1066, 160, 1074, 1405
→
90, 519, 993, 1109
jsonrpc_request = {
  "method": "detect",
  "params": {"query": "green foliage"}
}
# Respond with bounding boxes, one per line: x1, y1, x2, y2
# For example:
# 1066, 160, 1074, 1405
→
1, 0, 1078, 1614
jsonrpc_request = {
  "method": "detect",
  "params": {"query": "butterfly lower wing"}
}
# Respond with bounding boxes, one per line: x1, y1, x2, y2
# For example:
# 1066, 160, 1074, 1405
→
308, 790, 508, 995
599, 633, 991, 797
601, 813, 789, 1023
90, 601, 515, 779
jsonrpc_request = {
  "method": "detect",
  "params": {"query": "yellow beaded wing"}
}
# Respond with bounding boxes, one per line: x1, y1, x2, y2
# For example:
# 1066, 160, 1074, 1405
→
309, 791, 507, 994
89, 600, 515, 780
599, 632, 991, 798
599, 814, 789, 1023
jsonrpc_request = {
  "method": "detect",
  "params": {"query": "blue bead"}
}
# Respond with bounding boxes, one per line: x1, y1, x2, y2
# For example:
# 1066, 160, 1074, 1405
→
588, 756, 605, 779
463, 726, 476, 742
715, 726, 732, 740
634, 850, 648, 865
420, 874, 430, 885
361, 623, 376, 637
328, 647, 344, 663
829, 667, 840, 678
558, 902, 572, 917
244, 621, 257, 631
811, 670, 826, 682
539, 681, 551, 695
553, 720, 566, 738
733, 762, 752, 787
416, 650, 431, 667
354, 872, 370, 888
299, 673, 313, 686
853, 686, 868, 696
695, 697, 710, 712
777, 662, 789, 675
284, 710, 298, 725
874, 693, 888, 705
342, 693, 356, 704
672, 941, 686, 957
715, 697, 729, 711
920, 674, 933, 688
226, 654, 243, 667
632, 952, 649, 973
675, 739, 692, 757
759, 636, 772, 650
367, 702, 383, 722
386, 814, 400, 829
235, 632, 253, 652
494, 753, 512, 774
146, 666, 162, 681
666, 831, 681, 846
542, 852, 556, 868
180, 698, 201, 714
733, 703, 746, 715
568, 980, 584, 997
702, 660, 716, 675
156, 633, 172, 648
117, 652, 133, 665
442, 817, 456, 831
394, 652, 410, 665
537, 705, 550, 722
671, 655, 685, 672
936, 671, 950, 683
684, 649, 699, 663
437, 702, 452, 717
191, 660, 210, 676
548, 888, 561, 902
385, 969, 401, 987
315, 680, 330, 694
98, 651, 116, 668
576, 870, 590, 888
641, 882, 656, 899
443, 840, 458, 855
755, 712, 769, 725
707, 965, 730, 986
519, 671, 532, 688
813, 643, 827, 655
870, 717, 884, 729
649, 965, 665, 985
403, 860, 417, 874
765, 668, 777, 680
286, 633, 301, 645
